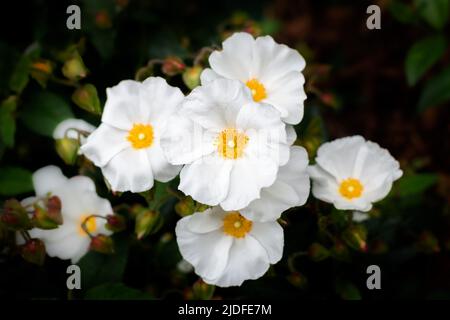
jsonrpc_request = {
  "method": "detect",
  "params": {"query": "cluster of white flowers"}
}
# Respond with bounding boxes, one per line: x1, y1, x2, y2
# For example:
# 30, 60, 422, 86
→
25, 32, 402, 287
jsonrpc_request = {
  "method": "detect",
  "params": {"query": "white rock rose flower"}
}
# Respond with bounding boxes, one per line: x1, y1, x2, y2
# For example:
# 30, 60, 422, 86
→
23, 165, 113, 263
53, 118, 96, 144
175, 207, 283, 287
81, 77, 184, 193
201, 32, 307, 125
161, 78, 290, 211
240, 146, 310, 222
308, 136, 403, 212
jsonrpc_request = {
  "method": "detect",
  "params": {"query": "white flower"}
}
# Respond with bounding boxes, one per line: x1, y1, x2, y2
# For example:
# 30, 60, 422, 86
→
23, 166, 113, 263
352, 211, 369, 222
53, 118, 96, 144
161, 78, 290, 211
201, 32, 307, 125
240, 146, 310, 222
80, 77, 184, 193
308, 136, 403, 212
175, 207, 283, 287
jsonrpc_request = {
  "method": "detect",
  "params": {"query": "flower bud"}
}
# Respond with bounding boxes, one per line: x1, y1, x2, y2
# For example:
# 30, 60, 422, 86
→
1, 199, 31, 230
62, 52, 88, 80
308, 242, 330, 262
182, 66, 202, 90
95, 10, 113, 29
30, 59, 53, 87
32, 196, 63, 230
342, 225, 367, 252
191, 279, 215, 300
287, 272, 308, 289
90, 234, 114, 254
72, 84, 101, 115
135, 210, 162, 240
20, 239, 46, 265
330, 240, 350, 261
175, 196, 196, 217
162, 56, 185, 76
55, 138, 80, 165
106, 214, 126, 232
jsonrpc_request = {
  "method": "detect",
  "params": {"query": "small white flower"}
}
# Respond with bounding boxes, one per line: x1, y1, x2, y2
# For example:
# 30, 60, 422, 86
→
352, 211, 369, 222
24, 166, 113, 263
175, 207, 283, 287
81, 77, 184, 193
240, 146, 310, 222
161, 78, 289, 211
308, 136, 403, 212
53, 118, 96, 144
201, 32, 307, 125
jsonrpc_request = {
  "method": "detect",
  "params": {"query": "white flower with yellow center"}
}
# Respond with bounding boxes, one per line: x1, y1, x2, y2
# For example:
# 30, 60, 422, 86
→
23, 166, 113, 263
200, 32, 307, 125
80, 77, 184, 192
240, 146, 310, 222
161, 78, 290, 211
308, 136, 403, 212
175, 207, 283, 287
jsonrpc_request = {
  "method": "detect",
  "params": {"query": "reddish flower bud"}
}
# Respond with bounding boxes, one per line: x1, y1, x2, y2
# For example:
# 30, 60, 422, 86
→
1, 199, 31, 230
20, 239, 46, 265
308, 242, 330, 262
32, 196, 63, 230
90, 234, 114, 254
106, 214, 126, 232
162, 56, 186, 76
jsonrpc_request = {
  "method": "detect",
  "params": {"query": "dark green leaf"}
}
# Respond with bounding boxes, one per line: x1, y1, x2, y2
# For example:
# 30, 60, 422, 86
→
0, 166, 33, 196
9, 56, 30, 94
84, 283, 152, 300
77, 234, 128, 289
0, 96, 18, 147
20, 91, 73, 137
389, 1, 417, 24
397, 173, 438, 197
405, 35, 446, 86
417, 66, 450, 112
415, 0, 449, 30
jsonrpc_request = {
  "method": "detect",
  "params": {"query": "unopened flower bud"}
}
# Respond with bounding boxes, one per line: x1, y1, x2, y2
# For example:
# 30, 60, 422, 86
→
342, 225, 367, 252
20, 239, 46, 265
308, 242, 330, 262
191, 279, 215, 300
175, 196, 196, 217
90, 234, 114, 254
287, 272, 308, 289
32, 196, 63, 230
55, 138, 80, 165
62, 52, 88, 80
95, 10, 113, 29
72, 84, 101, 115
182, 66, 202, 90
1, 199, 31, 230
331, 240, 350, 261
135, 210, 162, 240
106, 214, 126, 232
162, 56, 185, 76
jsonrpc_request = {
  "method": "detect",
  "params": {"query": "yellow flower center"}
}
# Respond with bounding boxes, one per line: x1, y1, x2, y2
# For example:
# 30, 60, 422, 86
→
245, 78, 267, 102
339, 178, 364, 200
127, 123, 154, 149
223, 212, 252, 238
216, 128, 249, 159
78, 215, 97, 236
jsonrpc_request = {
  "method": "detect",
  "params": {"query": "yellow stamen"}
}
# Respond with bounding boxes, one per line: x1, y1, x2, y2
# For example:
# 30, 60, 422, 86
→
246, 78, 267, 102
127, 123, 154, 149
339, 178, 364, 200
78, 215, 97, 236
216, 128, 248, 159
223, 212, 252, 238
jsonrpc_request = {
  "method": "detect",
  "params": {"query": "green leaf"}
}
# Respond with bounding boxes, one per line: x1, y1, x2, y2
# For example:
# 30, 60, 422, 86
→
77, 234, 128, 289
397, 173, 438, 197
9, 43, 41, 94
415, 0, 449, 30
0, 166, 33, 196
20, 91, 73, 137
405, 35, 446, 86
0, 96, 18, 147
85, 283, 152, 300
417, 66, 450, 112
389, 1, 417, 24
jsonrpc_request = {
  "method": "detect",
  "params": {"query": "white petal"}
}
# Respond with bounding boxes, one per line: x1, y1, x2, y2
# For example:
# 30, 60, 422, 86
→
200, 68, 221, 85
176, 216, 233, 281
353, 211, 369, 222
209, 32, 255, 81
249, 221, 284, 263
32, 166, 68, 197
205, 236, 270, 287
53, 118, 96, 143
80, 123, 129, 167
45, 232, 88, 262
179, 154, 232, 206
236, 101, 283, 132
101, 148, 154, 193
286, 125, 297, 145
160, 114, 216, 165
146, 135, 181, 182
186, 207, 226, 234
67, 176, 96, 192
102, 80, 143, 130
308, 165, 340, 204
